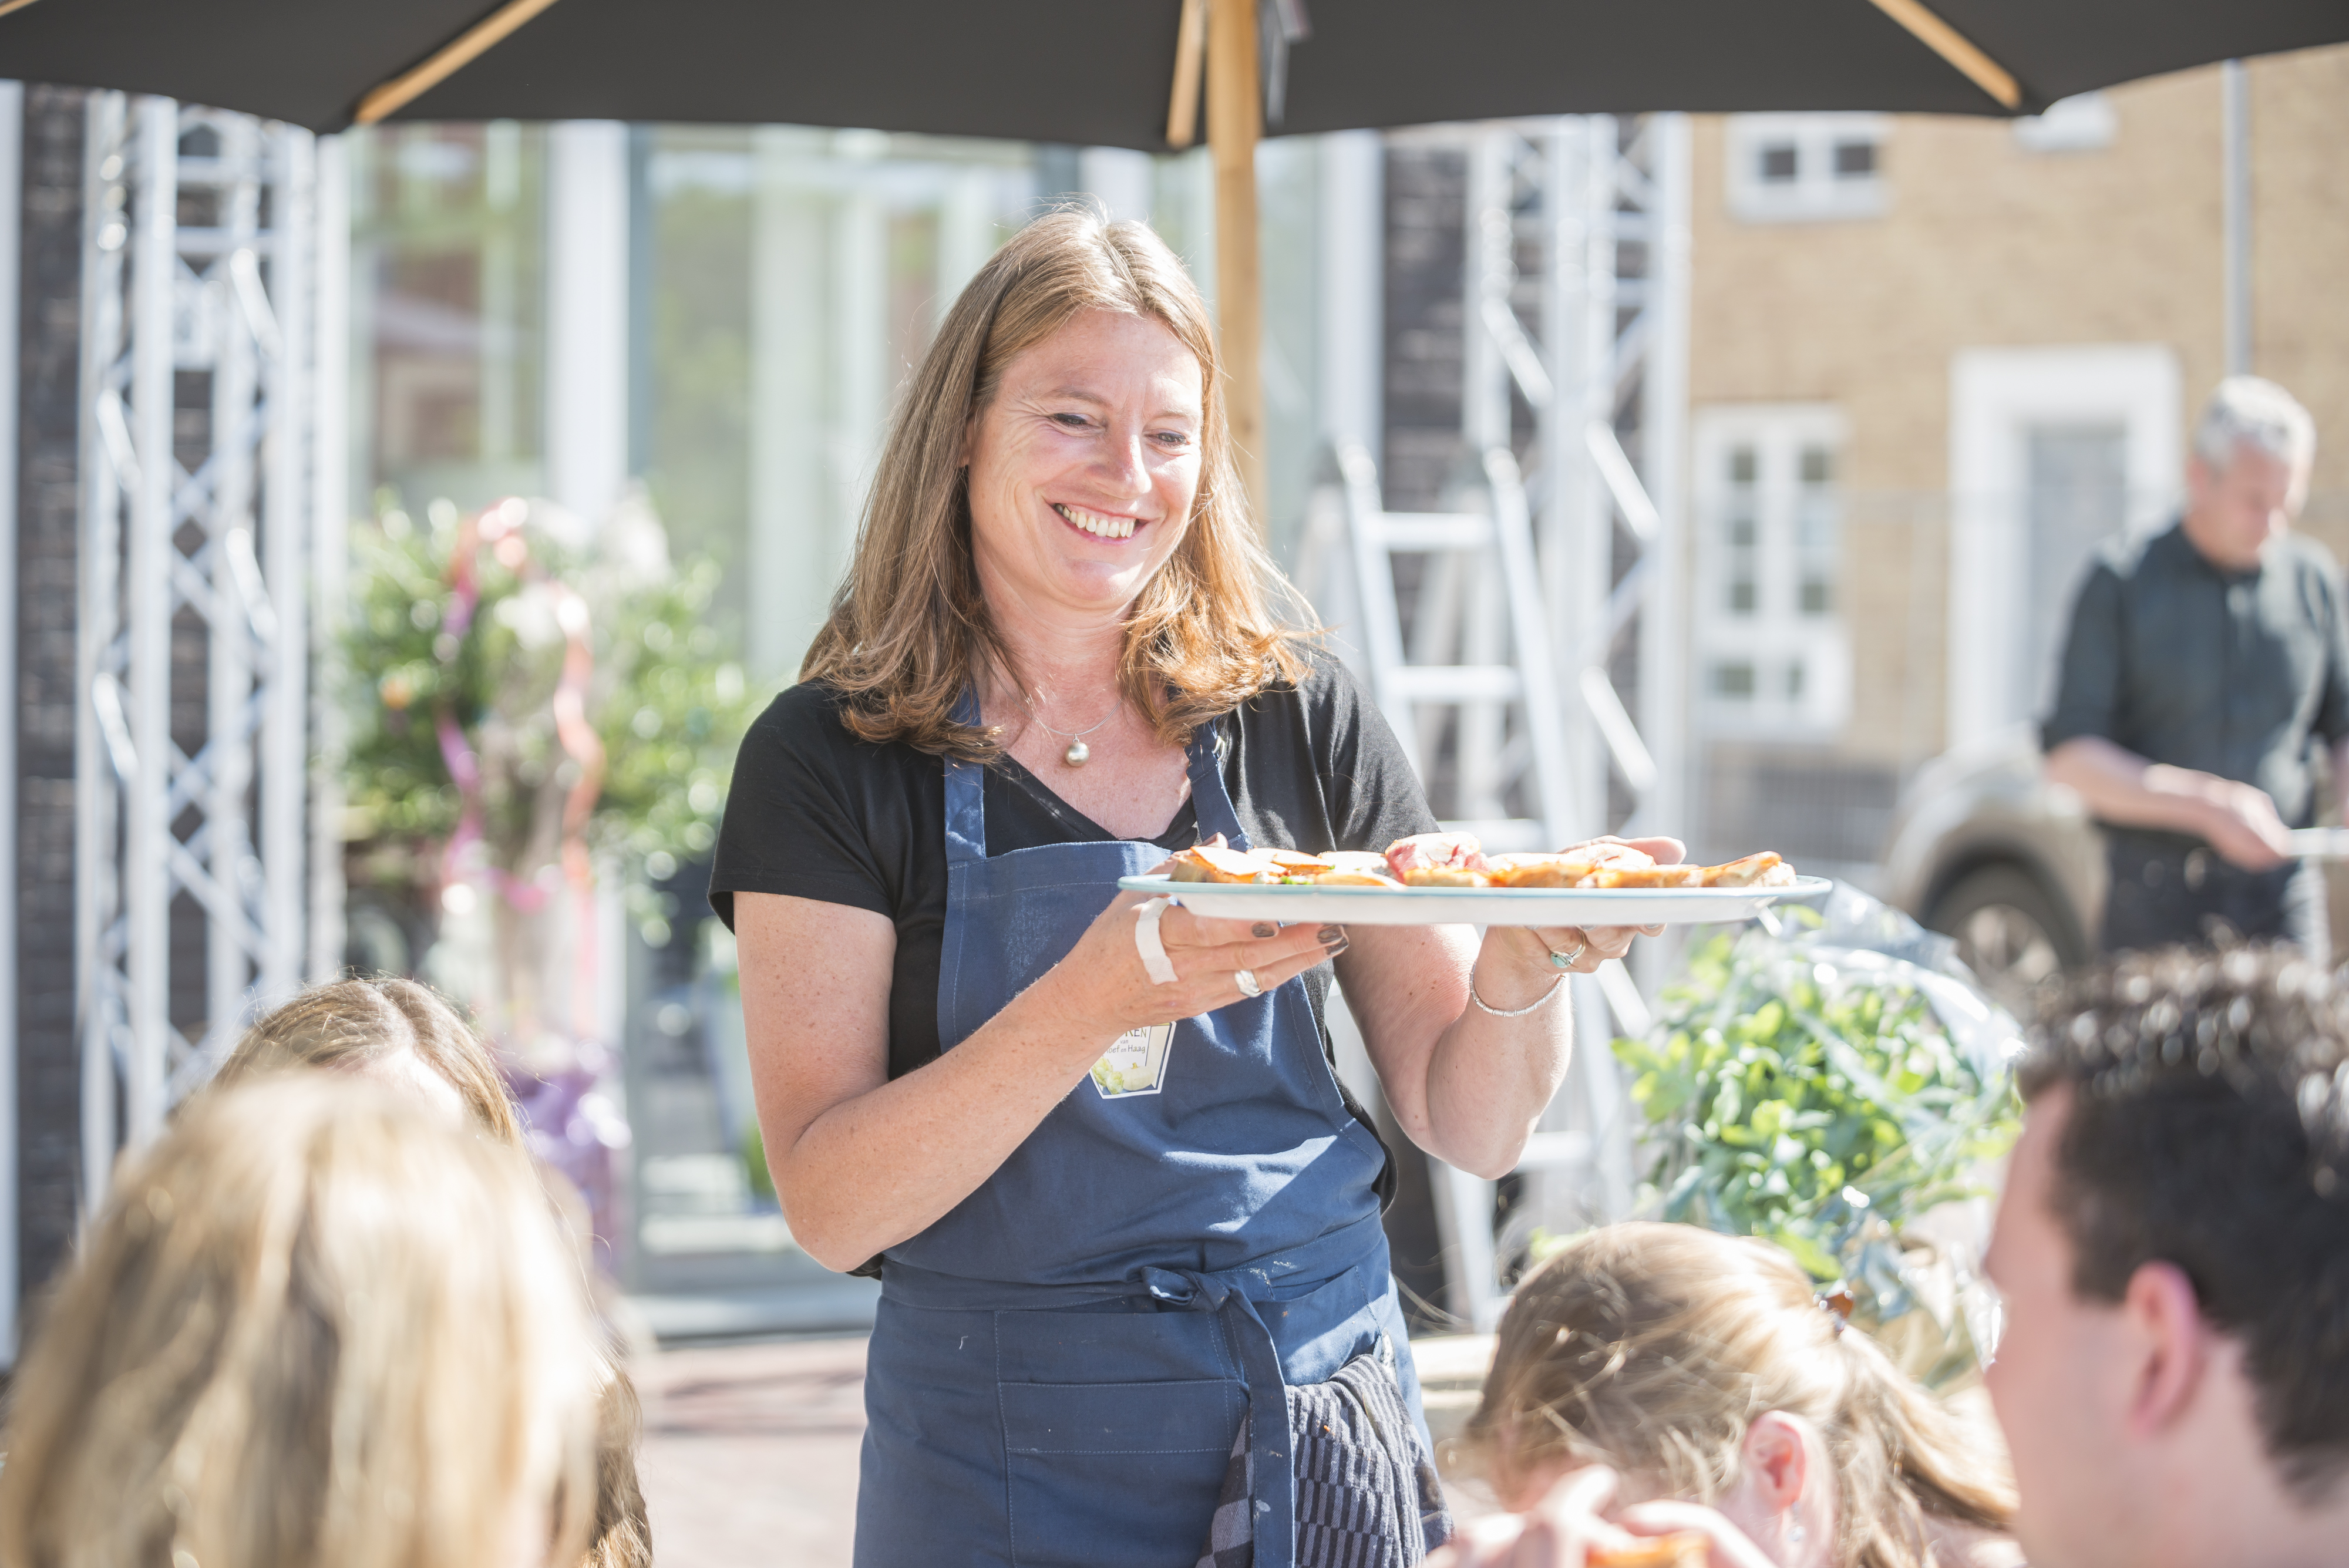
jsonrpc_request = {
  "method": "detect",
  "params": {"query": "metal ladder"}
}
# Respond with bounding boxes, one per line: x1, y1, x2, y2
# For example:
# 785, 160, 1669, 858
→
1331, 441, 1575, 848
1299, 441, 1643, 1332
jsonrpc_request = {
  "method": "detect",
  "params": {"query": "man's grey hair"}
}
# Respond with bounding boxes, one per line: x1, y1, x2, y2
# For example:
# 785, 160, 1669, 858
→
2195, 375, 2317, 474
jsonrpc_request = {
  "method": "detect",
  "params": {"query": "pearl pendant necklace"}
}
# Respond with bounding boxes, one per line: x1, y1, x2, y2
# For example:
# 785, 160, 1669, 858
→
1019, 690, 1119, 768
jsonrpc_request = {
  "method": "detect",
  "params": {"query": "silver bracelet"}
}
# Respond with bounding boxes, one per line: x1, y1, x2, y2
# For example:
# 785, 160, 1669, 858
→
1468, 971, 1569, 1018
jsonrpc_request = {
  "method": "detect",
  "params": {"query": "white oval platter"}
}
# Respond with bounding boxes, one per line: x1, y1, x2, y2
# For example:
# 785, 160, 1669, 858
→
1115, 874, 1835, 928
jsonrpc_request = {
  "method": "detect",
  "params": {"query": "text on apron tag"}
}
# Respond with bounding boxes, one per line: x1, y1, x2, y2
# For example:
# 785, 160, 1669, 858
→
1091, 1022, 1175, 1098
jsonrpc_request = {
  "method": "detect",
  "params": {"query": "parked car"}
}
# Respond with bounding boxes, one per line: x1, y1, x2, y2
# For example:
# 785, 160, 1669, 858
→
1880, 725, 2104, 1017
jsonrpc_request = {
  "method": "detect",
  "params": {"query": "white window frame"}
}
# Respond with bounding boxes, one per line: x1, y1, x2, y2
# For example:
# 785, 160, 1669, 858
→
1946, 345, 2180, 752
1692, 404, 1853, 740
1724, 114, 1889, 224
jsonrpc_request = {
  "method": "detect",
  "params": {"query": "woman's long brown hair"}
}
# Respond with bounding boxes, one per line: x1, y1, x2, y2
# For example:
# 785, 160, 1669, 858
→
801, 206, 1311, 759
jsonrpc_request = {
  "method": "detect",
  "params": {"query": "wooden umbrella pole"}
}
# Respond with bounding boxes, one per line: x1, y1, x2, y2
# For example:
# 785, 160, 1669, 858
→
1206, 0, 1268, 530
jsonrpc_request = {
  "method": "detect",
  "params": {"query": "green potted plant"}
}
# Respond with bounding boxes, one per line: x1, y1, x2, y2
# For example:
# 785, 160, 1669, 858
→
1610, 895, 2021, 1385
341, 487, 759, 1252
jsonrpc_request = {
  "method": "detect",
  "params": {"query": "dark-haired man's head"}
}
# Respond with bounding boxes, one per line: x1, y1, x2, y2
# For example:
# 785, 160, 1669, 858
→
1985, 944, 2349, 1568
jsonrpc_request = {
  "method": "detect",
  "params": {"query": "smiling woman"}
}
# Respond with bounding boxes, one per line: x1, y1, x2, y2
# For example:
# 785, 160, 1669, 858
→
709, 208, 1675, 1568
800, 209, 1308, 763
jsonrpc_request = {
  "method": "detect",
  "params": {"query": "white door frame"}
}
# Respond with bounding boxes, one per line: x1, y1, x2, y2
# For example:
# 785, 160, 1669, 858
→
1946, 345, 2180, 753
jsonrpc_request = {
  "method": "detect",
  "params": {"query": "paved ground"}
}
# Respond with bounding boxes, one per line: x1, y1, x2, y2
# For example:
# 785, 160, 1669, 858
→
637, 1335, 870, 1568
634, 1333, 1500, 1568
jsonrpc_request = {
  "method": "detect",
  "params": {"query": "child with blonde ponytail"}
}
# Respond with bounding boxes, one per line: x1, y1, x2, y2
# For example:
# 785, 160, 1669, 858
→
1437, 1223, 2018, 1568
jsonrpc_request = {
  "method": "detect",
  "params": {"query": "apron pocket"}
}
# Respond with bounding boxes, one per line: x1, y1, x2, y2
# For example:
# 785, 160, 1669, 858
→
1000, 1377, 1244, 1455
1001, 1378, 1244, 1568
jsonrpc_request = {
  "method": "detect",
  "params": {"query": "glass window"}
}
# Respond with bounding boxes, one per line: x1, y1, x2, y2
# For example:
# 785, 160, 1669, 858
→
1832, 141, 1877, 179
642, 129, 755, 645
351, 122, 549, 516
1695, 407, 1849, 736
645, 126, 1040, 682
1796, 443, 1836, 616
1725, 115, 1888, 224
1726, 445, 1759, 615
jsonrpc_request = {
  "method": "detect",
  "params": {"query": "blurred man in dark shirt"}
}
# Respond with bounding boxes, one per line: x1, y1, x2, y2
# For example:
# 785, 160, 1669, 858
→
2043, 376, 2347, 957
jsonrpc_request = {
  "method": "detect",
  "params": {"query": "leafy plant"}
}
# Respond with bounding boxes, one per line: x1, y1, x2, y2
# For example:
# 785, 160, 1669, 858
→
1611, 911, 2021, 1290
342, 491, 759, 945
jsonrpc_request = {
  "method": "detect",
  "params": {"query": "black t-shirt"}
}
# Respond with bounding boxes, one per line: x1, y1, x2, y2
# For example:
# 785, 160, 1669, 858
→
709, 649, 1439, 1082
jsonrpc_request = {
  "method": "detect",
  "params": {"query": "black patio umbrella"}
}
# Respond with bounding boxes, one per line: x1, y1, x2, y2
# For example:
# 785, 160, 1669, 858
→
5, 0, 2341, 502
2, 0, 2343, 138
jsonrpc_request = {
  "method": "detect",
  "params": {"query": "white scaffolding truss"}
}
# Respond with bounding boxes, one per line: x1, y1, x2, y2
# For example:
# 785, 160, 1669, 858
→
1301, 115, 1691, 1329
1463, 115, 1692, 854
75, 94, 318, 1204
1479, 113, 1690, 1323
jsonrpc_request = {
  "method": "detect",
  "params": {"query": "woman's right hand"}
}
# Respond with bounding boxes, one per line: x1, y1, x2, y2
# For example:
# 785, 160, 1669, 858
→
1046, 842, 1347, 1037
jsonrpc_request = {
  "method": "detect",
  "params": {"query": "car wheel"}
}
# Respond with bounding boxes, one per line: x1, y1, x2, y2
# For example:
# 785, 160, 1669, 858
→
1924, 863, 2086, 1017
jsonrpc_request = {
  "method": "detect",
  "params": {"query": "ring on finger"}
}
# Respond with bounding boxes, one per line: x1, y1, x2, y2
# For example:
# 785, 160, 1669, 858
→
1548, 940, 1587, 970
1234, 968, 1263, 999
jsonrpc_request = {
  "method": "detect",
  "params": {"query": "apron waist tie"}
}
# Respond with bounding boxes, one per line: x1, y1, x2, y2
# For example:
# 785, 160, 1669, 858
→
1139, 1266, 1297, 1568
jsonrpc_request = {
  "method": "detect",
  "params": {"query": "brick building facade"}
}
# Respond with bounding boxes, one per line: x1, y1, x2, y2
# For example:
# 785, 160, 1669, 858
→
1680, 46, 2349, 870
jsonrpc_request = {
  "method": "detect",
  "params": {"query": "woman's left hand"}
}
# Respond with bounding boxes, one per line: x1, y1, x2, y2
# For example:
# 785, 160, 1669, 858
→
1496, 835, 1685, 975
1341, 835, 1686, 1176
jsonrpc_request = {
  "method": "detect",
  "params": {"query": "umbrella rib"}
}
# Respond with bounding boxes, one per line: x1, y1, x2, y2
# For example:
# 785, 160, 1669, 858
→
353, 0, 568, 125
1863, 0, 2021, 109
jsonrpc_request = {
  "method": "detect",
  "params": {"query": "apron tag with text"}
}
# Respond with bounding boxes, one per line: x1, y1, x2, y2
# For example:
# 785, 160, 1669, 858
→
1090, 1022, 1175, 1098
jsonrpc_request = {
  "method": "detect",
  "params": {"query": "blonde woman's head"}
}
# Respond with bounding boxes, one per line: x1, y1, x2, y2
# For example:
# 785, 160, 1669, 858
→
1463, 1223, 2013, 1568
212, 977, 523, 1146
0, 1076, 600, 1568
804, 204, 1310, 759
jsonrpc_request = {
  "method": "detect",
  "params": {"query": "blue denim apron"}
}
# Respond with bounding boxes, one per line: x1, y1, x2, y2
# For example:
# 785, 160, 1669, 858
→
853, 705, 1426, 1568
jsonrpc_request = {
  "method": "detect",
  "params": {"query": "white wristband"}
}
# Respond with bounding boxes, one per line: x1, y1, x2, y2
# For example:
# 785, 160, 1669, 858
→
1133, 897, 1180, 985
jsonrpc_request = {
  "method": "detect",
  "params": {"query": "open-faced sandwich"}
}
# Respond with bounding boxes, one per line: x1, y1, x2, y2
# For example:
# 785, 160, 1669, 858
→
1698, 850, 1797, 888
1588, 1534, 1710, 1568
1394, 835, 1798, 890
1165, 836, 1798, 892
1165, 844, 1405, 887
1307, 851, 1406, 887
1384, 832, 1493, 886
1166, 844, 1285, 883
1487, 841, 1686, 887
